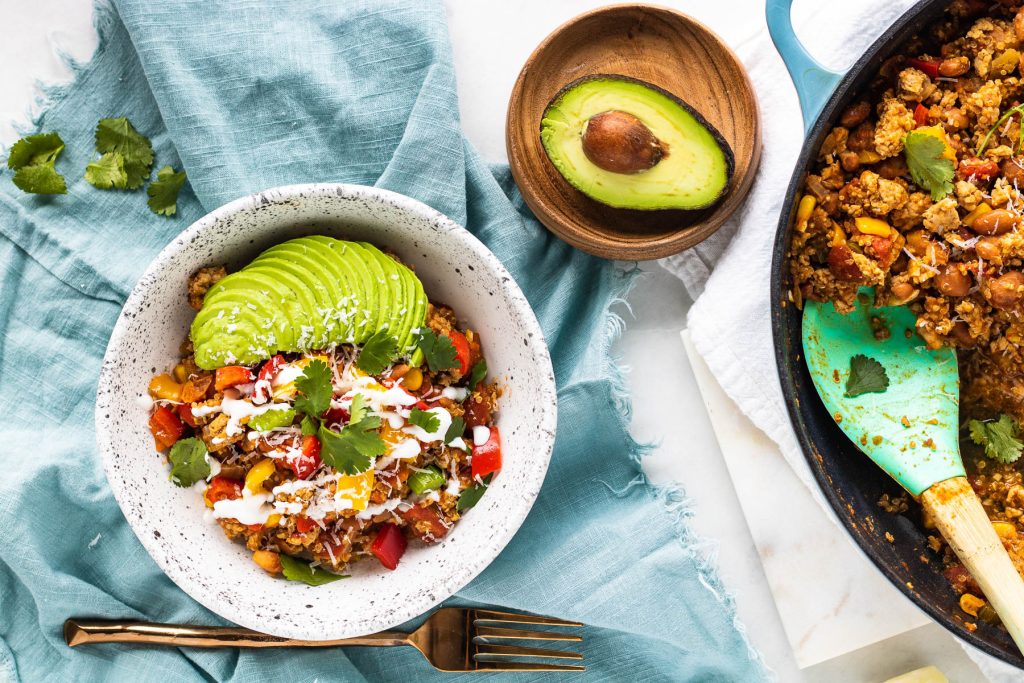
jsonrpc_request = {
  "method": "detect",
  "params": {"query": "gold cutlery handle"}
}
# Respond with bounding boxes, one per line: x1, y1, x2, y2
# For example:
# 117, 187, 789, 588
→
64, 619, 410, 649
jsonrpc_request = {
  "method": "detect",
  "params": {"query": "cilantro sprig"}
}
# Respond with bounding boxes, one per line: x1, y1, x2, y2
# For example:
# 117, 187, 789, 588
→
356, 330, 399, 375
903, 130, 954, 201
280, 554, 348, 585
457, 473, 492, 512
294, 359, 333, 418
444, 416, 466, 446
845, 354, 889, 398
168, 437, 210, 487
7, 132, 67, 194
93, 117, 154, 189
977, 103, 1024, 157
415, 328, 458, 373
147, 166, 187, 216
969, 414, 1024, 464
84, 153, 127, 189
318, 409, 386, 475
408, 407, 440, 433
467, 360, 487, 389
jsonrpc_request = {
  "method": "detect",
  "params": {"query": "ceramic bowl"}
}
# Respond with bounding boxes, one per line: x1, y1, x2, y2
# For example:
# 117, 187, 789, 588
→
96, 184, 557, 640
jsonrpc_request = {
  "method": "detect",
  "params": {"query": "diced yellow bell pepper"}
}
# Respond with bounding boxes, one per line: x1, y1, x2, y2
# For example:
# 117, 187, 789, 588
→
172, 363, 189, 384
265, 513, 282, 528
831, 222, 847, 247
916, 125, 956, 162
959, 593, 986, 618
795, 195, 816, 232
963, 202, 993, 228
993, 520, 1017, 539
335, 470, 375, 511
245, 458, 277, 494
148, 374, 183, 402
856, 149, 883, 164
854, 217, 892, 237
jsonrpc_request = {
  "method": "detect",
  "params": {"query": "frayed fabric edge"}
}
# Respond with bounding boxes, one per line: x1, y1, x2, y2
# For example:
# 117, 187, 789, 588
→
6, 0, 119, 145
601, 265, 776, 682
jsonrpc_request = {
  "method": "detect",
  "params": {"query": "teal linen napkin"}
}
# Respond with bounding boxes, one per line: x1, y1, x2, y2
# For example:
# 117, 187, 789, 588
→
0, 1, 769, 681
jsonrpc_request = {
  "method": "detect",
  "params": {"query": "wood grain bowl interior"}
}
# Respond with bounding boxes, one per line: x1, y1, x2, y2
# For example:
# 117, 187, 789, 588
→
506, 4, 762, 260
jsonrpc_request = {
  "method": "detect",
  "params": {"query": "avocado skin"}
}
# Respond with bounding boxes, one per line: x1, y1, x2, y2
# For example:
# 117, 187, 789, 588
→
540, 74, 734, 211
191, 237, 428, 370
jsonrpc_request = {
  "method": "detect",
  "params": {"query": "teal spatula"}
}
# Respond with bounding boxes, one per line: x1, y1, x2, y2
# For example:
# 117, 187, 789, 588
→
803, 289, 1024, 650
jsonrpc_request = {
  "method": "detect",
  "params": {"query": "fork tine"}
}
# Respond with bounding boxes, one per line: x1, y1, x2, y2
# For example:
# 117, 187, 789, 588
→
476, 643, 583, 660
474, 625, 583, 642
475, 661, 586, 672
473, 609, 583, 627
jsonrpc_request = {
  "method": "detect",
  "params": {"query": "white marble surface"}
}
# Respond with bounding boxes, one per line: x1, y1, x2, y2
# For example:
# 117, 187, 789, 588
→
0, 1, 994, 681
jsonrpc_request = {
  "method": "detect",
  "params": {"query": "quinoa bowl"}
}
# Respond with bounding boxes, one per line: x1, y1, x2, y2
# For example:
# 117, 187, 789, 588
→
96, 184, 557, 640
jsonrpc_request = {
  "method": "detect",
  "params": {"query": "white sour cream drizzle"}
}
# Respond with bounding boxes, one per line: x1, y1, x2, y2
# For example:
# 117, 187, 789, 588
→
219, 397, 293, 437
356, 497, 408, 520
441, 386, 469, 402
403, 407, 452, 443
472, 425, 491, 447
212, 491, 274, 525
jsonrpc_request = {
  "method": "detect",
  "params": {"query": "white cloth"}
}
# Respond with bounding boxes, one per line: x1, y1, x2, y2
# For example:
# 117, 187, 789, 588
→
662, 1, 1020, 679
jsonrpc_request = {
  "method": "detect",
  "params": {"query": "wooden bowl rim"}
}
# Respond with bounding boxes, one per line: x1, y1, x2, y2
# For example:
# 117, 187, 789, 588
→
505, 2, 762, 261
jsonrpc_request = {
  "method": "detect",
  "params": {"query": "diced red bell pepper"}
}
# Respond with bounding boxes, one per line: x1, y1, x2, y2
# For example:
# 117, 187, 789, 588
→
913, 103, 929, 127
471, 427, 502, 479
415, 400, 430, 411
289, 435, 322, 479
295, 516, 316, 534
958, 158, 1000, 181
205, 476, 242, 505
176, 403, 197, 428
253, 354, 286, 402
907, 57, 940, 79
446, 330, 471, 375
322, 407, 349, 428
215, 365, 254, 392
149, 404, 185, 451
399, 504, 451, 542
370, 523, 408, 569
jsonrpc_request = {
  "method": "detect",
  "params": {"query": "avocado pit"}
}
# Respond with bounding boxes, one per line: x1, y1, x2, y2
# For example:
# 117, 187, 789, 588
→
581, 110, 665, 174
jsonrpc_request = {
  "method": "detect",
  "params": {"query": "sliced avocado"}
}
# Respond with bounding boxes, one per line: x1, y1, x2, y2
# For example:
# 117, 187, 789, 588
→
346, 242, 388, 340
363, 243, 406, 343
302, 236, 366, 343
200, 271, 302, 348
405, 276, 428, 354
540, 75, 734, 211
244, 262, 323, 351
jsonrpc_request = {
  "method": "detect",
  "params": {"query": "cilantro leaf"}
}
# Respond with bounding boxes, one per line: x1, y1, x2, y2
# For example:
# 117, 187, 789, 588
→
94, 117, 153, 189
349, 393, 370, 424
467, 360, 487, 389
845, 354, 889, 397
7, 132, 67, 195
409, 407, 440, 433
84, 152, 128, 189
248, 408, 295, 432
457, 473, 492, 512
444, 416, 466, 445
279, 554, 348, 586
969, 415, 1024, 464
8, 132, 64, 168
147, 165, 187, 216
301, 414, 318, 436
318, 415, 385, 475
294, 359, 332, 418
12, 164, 67, 195
356, 330, 399, 375
903, 131, 955, 200
168, 437, 210, 487
415, 328, 458, 373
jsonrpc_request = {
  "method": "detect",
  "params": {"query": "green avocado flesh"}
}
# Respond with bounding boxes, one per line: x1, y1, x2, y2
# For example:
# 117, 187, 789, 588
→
540, 75, 733, 211
191, 237, 428, 370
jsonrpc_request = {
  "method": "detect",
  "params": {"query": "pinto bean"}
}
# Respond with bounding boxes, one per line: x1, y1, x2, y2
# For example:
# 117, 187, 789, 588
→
839, 150, 860, 172
976, 236, 1003, 261
951, 321, 977, 348
875, 156, 909, 180
840, 101, 871, 129
847, 122, 875, 152
939, 56, 970, 77
934, 264, 972, 297
971, 209, 1020, 236
1003, 158, 1024, 186
988, 271, 1024, 309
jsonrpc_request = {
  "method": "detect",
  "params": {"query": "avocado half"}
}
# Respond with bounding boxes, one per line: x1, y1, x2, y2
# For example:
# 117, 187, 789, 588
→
540, 75, 734, 211
190, 236, 427, 370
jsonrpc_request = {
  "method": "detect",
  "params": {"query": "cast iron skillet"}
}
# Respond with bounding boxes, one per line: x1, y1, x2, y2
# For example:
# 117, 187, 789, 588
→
767, 0, 1024, 668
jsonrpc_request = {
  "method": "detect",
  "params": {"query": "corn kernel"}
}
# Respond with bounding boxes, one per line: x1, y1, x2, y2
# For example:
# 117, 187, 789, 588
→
265, 514, 281, 528
403, 367, 423, 391
795, 195, 816, 232
172, 363, 188, 383
148, 374, 183, 402
854, 217, 892, 237
960, 593, 986, 617
963, 202, 993, 228
993, 520, 1017, 539
245, 458, 277, 494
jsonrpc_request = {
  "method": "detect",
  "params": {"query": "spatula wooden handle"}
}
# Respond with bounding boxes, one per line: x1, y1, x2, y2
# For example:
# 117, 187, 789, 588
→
922, 476, 1024, 651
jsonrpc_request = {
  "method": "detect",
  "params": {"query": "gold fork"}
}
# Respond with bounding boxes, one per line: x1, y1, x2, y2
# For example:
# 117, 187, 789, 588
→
64, 608, 585, 673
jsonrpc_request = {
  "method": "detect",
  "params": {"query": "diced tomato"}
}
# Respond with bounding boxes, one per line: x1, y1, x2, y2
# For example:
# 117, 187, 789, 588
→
176, 403, 198, 428
323, 407, 349, 427
253, 354, 286, 402
215, 365, 254, 392
446, 330, 471, 375
907, 57, 940, 79
370, 523, 408, 569
246, 523, 264, 532
471, 427, 502, 479
415, 400, 430, 411
295, 516, 316, 534
913, 103, 929, 127
399, 504, 451, 542
288, 435, 322, 479
149, 405, 185, 451
958, 158, 1000, 181
205, 476, 242, 505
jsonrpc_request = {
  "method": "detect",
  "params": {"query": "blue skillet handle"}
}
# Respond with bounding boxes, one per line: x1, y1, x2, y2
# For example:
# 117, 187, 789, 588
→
765, 0, 845, 132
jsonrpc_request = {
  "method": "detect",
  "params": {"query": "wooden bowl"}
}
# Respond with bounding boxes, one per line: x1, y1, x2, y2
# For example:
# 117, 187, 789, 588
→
506, 4, 761, 260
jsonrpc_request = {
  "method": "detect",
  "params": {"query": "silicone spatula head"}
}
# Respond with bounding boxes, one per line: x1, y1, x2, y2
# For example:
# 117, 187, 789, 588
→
802, 289, 965, 495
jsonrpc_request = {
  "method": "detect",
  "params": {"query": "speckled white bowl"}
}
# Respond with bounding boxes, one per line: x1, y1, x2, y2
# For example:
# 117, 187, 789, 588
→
96, 184, 557, 640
